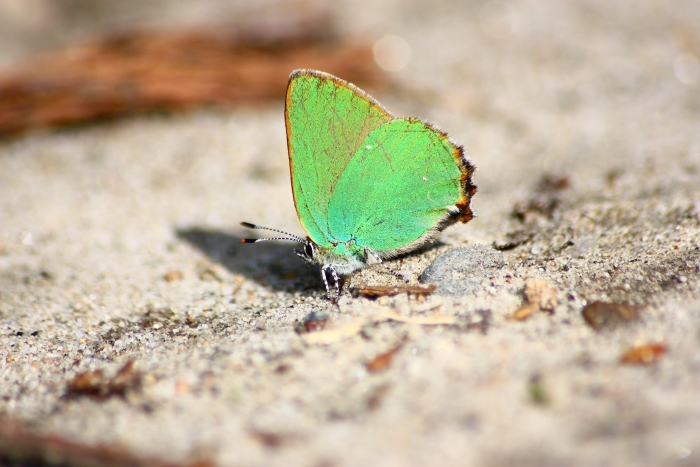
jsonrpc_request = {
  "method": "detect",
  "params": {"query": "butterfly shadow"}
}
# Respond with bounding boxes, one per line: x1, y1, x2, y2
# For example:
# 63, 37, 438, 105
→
175, 227, 321, 295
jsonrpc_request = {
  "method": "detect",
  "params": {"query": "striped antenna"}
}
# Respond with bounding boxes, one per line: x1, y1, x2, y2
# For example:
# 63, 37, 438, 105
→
240, 222, 304, 244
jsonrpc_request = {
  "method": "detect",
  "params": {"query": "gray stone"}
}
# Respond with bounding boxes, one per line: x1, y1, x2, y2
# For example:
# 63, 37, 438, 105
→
419, 246, 506, 296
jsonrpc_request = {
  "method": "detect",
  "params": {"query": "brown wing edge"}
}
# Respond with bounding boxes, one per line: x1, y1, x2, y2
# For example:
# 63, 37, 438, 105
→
376, 117, 477, 260
284, 69, 394, 239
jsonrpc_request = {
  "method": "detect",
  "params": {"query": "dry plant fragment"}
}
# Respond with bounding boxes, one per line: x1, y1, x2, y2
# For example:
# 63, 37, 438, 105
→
621, 343, 667, 365
301, 321, 365, 345
582, 301, 639, 331
511, 279, 559, 320
528, 373, 550, 406
66, 360, 142, 400
353, 284, 437, 298
164, 270, 183, 282
302, 309, 455, 345
198, 267, 224, 282
366, 343, 405, 373
0, 416, 211, 467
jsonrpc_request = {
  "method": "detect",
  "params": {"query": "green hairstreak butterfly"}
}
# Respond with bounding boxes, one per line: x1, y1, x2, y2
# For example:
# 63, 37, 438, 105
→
242, 69, 476, 300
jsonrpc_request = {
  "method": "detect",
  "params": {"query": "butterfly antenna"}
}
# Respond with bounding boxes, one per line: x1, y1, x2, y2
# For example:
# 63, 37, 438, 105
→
240, 222, 305, 243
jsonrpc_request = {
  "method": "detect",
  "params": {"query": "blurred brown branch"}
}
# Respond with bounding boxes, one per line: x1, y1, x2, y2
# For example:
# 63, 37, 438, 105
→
0, 15, 385, 137
0, 416, 212, 467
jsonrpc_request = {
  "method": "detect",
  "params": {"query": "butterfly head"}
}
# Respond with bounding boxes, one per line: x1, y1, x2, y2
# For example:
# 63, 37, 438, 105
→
241, 222, 323, 265
295, 239, 319, 265
241, 222, 341, 300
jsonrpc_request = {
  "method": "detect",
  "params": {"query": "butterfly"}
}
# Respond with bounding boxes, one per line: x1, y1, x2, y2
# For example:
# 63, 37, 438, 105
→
242, 69, 476, 301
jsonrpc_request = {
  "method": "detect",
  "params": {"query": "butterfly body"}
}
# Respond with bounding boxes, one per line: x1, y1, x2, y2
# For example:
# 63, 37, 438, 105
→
297, 238, 370, 275
294, 237, 382, 297
243, 69, 476, 300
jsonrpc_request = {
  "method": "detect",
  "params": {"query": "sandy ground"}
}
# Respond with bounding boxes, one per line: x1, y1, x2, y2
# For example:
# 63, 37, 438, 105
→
1, 1, 700, 466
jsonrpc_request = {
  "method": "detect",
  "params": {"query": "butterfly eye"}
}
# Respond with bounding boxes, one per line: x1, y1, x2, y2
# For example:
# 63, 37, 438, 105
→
304, 243, 315, 258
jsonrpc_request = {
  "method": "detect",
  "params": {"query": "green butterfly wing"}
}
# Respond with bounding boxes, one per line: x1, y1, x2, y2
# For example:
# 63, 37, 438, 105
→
326, 118, 475, 256
285, 70, 393, 247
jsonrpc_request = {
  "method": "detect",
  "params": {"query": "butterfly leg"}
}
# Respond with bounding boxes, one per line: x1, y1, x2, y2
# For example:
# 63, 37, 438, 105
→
321, 267, 331, 297
330, 267, 341, 301
321, 265, 342, 301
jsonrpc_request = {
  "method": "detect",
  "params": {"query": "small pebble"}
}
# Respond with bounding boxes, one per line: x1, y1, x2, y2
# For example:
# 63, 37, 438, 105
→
582, 301, 639, 331
419, 246, 506, 296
